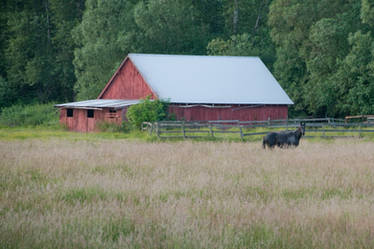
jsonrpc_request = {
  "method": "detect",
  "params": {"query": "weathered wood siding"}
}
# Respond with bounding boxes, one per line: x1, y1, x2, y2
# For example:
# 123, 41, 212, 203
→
99, 59, 156, 99
59, 107, 128, 132
168, 105, 288, 121
60, 56, 290, 132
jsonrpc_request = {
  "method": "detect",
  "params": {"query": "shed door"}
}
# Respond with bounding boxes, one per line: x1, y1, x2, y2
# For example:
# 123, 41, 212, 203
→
87, 109, 95, 132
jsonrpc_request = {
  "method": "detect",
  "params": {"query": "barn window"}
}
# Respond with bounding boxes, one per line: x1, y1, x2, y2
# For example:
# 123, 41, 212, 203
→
87, 109, 94, 118
109, 109, 116, 113
67, 109, 73, 117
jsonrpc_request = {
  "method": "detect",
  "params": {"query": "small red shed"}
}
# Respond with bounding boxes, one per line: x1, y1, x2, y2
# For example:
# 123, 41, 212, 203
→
55, 99, 140, 132
56, 54, 293, 132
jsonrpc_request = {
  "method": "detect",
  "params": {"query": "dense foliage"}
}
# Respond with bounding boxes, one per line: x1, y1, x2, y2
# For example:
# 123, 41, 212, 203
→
126, 97, 169, 129
0, 0, 84, 108
1, 0, 373, 118
0, 102, 59, 127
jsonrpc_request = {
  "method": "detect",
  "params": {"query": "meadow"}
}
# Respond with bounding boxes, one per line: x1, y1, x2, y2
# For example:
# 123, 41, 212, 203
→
1, 136, 374, 249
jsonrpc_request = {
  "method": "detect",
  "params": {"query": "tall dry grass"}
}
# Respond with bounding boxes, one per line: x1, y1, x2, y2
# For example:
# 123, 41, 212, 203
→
1, 139, 374, 249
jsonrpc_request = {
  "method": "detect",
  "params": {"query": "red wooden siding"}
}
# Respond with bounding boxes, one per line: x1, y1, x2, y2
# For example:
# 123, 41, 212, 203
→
60, 105, 287, 131
59, 107, 128, 132
59, 55, 290, 132
168, 105, 288, 121
99, 59, 156, 99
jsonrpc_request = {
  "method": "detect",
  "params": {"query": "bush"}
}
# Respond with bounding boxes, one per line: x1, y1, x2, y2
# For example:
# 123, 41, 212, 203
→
126, 97, 169, 129
95, 121, 133, 133
0, 103, 59, 127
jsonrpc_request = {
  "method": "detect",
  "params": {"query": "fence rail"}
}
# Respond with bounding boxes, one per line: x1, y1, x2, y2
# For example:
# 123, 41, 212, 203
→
142, 118, 374, 140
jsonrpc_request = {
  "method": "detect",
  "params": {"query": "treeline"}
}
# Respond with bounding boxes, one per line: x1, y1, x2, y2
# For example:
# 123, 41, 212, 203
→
0, 0, 373, 118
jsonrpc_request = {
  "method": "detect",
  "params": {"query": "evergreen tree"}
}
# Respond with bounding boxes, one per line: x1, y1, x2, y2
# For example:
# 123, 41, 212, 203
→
1, 0, 84, 108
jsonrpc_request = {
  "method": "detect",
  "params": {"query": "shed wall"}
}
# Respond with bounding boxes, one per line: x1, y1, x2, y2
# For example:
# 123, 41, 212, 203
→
100, 59, 156, 99
59, 107, 127, 132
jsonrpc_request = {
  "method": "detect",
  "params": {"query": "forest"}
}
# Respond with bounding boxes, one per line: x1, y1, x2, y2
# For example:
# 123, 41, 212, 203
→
0, 0, 373, 118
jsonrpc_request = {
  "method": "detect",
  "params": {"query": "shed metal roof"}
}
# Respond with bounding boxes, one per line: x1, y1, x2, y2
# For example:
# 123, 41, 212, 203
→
55, 99, 140, 109
128, 53, 294, 105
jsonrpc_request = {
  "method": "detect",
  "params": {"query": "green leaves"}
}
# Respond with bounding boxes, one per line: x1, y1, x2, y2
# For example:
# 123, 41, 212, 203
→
73, 0, 137, 100
361, 0, 374, 26
207, 32, 275, 69
133, 0, 209, 54
1, 0, 84, 109
268, 0, 374, 117
334, 31, 374, 115
126, 97, 169, 129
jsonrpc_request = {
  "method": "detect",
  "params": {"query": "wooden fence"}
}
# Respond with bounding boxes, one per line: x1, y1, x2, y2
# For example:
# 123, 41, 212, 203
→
142, 118, 374, 140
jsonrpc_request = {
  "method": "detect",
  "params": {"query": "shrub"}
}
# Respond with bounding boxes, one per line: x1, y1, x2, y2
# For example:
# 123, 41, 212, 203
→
126, 97, 169, 129
96, 121, 133, 133
0, 102, 59, 127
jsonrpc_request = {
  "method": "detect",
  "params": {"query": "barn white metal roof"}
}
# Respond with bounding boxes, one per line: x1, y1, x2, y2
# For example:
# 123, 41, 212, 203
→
55, 99, 140, 109
128, 53, 294, 105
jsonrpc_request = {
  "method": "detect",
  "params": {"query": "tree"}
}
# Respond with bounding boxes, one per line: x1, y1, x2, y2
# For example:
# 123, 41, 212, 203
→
207, 0, 276, 69
133, 0, 209, 54
4, 2, 48, 104
361, 0, 374, 26
222, 0, 272, 36
333, 31, 374, 115
206, 32, 275, 70
1, 0, 84, 109
268, 0, 367, 117
73, 0, 138, 100
49, 0, 85, 102
302, 15, 357, 117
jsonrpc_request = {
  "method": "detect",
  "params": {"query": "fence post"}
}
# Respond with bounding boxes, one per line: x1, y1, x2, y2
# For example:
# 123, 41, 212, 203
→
156, 122, 160, 138
149, 123, 153, 135
239, 125, 244, 141
209, 123, 214, 137
286, 118, 289, 131
182, 121, 186, 139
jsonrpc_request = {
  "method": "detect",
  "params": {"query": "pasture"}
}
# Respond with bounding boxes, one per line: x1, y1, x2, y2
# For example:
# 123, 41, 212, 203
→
1, 137, 374, 249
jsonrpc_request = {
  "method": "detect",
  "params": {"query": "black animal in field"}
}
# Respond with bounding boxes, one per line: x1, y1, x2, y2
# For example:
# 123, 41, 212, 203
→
263, 123, 305, 149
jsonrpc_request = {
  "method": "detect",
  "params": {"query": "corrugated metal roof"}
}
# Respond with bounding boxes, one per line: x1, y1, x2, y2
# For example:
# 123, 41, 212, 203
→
55, 99, 140, 109
129, 53, 294, 105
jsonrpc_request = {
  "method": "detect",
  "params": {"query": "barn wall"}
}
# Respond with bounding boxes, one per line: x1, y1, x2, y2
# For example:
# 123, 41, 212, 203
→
168, 105, 288, 121
59, 105, 287, 131
99, 59, 156, 99
59, 107, 128, 132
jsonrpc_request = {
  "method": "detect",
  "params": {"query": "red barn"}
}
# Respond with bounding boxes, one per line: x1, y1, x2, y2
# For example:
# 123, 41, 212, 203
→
56, 54, 293, 132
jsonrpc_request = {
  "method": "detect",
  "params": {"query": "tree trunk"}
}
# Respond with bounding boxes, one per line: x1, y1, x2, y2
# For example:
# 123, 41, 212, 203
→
233, 0, 239, 34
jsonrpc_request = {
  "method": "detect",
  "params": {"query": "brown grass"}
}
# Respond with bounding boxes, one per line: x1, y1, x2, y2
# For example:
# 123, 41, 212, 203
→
1, 138, 374, 248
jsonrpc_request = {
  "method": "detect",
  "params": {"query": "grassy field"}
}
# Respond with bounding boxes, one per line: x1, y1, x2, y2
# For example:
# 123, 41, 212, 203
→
1, 135, 374, 248
0, 127, 151, 141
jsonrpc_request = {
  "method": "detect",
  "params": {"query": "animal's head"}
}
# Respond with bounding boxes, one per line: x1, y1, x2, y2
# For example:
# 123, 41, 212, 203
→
299, 122, 306, 136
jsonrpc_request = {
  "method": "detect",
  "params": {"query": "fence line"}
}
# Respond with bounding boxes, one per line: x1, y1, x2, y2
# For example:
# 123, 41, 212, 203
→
142, 118, 374, 140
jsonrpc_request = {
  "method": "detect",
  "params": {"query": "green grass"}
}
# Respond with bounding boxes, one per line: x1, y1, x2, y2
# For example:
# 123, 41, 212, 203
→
1, 126, 374, 143
60, 187, 109, 204
0, 126, 153, 141
157, 125, 374, 142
